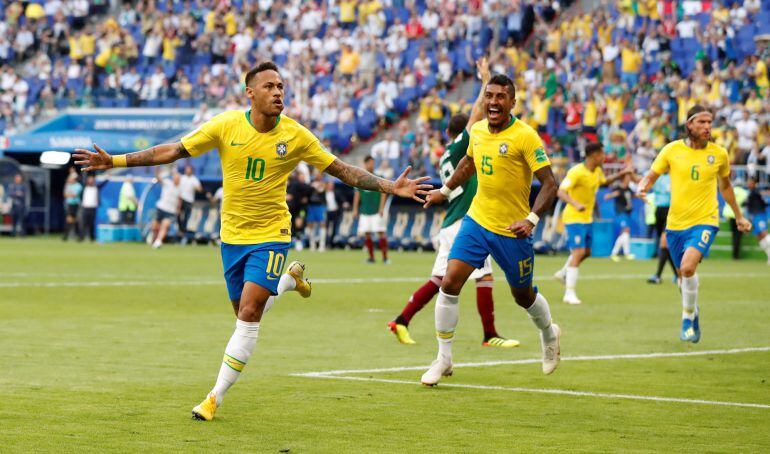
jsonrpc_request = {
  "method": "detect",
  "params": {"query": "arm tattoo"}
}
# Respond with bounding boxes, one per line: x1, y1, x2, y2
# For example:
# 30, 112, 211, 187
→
446, 156, 476, 189
325, 159, 394, 193
126, 142, 190, 167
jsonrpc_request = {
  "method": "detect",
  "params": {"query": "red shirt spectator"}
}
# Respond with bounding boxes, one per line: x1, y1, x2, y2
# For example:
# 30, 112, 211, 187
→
406, 17, 424, 39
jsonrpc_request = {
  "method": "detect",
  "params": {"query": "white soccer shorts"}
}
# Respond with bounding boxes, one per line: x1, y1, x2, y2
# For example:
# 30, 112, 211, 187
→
357, 213, 386, 234
431, 219, 493, 279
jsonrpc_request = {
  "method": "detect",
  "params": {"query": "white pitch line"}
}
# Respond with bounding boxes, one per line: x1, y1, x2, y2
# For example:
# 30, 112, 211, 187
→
291, 346, 770, 377
1, 272, 767, 288
308, 375, 770, 410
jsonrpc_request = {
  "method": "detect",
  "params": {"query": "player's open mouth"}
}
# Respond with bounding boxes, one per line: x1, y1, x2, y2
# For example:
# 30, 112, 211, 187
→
488, 107, 502, 120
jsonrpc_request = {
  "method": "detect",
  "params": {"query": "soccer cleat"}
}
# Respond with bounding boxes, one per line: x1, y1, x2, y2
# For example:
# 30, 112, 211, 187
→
625, 254, 636, 260
365, 258, 376, 264
191, 392, 217, 421
383, 259, 392, 265
680, 316, 700, 343
420, 357, 453, 386
286, 260, 311, 298
541, 323, 561, 375
562, 294, 582, 305
553, 270, 566, 286
483, 336, 520, 348
647, 275, 662, 284
387, 321, 416, 345
610, 254, 621, 262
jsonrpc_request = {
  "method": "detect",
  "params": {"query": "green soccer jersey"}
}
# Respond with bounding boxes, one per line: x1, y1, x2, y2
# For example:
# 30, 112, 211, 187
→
439, 129, 477, 228
358, 188, 381, 215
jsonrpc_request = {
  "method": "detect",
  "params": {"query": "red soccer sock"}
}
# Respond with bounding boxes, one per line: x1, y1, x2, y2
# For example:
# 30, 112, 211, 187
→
379, 236, 388, 261
476, 281, 498, 339
398, 277, 441, 325
364, 236, 375, 260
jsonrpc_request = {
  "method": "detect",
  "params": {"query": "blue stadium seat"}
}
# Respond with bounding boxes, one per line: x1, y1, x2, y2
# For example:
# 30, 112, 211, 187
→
161, 98, 178, 108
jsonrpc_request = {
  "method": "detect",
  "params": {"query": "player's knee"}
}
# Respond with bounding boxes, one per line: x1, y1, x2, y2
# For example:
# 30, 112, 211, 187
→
511, 286, 535, 308
680, 264, 696, 278
440, 277, 463, 296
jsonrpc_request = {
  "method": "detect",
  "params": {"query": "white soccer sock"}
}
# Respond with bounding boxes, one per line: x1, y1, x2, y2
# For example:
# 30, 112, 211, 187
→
611, 234, 623, 255
319, 227, 327, 251
559, 255, 572, 274
211, 319, 260, 406
621, 232, 631, 255
565, 266, 579, 294
307, 228, 316, 250
526, 292, 556, 342
435, 289, 459, 361
760, 236, 770, 259
263, 273, 296, 314
681, 274, 698, 320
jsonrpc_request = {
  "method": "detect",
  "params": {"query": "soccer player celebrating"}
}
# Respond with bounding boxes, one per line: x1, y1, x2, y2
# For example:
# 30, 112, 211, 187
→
637, 105, 751, 343
389, 58, 518, 348
353, 156, 390, 263
73, 61, 431, 420
554, 142, 632, 304
421, 73, 561, 385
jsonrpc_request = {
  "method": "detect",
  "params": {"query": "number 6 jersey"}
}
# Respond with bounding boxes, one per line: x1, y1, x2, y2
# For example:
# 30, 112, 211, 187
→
181, 110, 336, 244
651, 140, 730, 230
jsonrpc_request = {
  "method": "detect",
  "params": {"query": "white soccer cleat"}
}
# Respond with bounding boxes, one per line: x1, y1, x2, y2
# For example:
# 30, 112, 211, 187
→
541, 323, 561, 375
553, 270, 566, 286
420, 357, 453, 386
563, 293, 582, 305
152, 239, 162, 249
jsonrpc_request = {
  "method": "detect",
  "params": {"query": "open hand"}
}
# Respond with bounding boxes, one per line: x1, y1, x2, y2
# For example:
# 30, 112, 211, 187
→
393, 166, 432, 203
507, 219, 535, 237
574, 202, 586, 212
423, 189, 447, 208
73, 144, 113, 172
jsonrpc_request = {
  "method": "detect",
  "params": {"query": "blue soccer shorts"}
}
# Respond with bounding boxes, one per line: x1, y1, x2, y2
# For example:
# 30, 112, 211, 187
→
448, 215, 535, 288
565, 223, 593, 251
752, 212, 768, 236
616, 212, 632, 230
221, 242, 290, 300
306, 204, 327, 223
665, 225, 718, 269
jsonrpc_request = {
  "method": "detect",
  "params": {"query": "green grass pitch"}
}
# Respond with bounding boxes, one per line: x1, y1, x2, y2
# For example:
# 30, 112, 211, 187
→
1, 238, 769, 452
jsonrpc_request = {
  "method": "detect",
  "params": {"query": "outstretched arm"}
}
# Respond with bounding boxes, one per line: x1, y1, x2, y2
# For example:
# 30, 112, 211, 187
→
423, 155, 476, 208
324, 158, 431, 203
466, 57, 491, 130
719, 175, 752, 232
602, 167, 633, 186
73, 142, 191, 172
557, 188, 585, 211
507, 165, 557, 237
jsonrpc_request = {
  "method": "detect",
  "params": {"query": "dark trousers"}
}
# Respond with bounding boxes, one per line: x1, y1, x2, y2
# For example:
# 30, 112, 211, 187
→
653, 206, 670, 255
10, 204, 24, 236
80, 207, 97, 241
120, 209, 136, 224
178, 201, 193, 237
729, 218, 742, 260
327, 209, 341, 247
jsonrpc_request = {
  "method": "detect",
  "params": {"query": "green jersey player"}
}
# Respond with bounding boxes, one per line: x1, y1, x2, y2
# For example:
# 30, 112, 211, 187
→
388, 58, 519, 348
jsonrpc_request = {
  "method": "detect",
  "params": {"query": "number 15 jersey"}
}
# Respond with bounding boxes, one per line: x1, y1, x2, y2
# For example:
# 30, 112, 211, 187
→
181, 110, 336, 244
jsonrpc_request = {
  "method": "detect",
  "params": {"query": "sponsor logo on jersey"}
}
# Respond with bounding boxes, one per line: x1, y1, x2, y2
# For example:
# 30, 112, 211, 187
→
535, 147, 548, 163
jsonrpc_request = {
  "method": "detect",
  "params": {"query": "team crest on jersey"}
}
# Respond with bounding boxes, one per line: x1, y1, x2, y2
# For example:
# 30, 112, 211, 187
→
276, 141, 288, 159
499, 143, 508, 156
707, 155, 715, 164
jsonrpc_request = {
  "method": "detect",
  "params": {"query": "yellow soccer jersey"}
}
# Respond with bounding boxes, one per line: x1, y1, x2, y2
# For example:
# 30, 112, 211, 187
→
466, 117, 551, 238
181, 110, 336, 244
651, 140, 730, 230
560, 163, 606, 224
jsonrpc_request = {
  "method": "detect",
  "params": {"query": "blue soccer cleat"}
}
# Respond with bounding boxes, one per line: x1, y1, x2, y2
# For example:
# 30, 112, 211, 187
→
680, 316, 700, 343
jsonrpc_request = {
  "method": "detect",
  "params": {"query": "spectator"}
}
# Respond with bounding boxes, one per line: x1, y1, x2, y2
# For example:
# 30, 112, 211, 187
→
178, 165, 202, 245
8, 173, 26, 236
62, 172, 82, 241
118, 175, 138, 224
305, 170, 328, 252
148, 170, 181, 249
80, 175, 99, 242
286, 172, 312, 249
